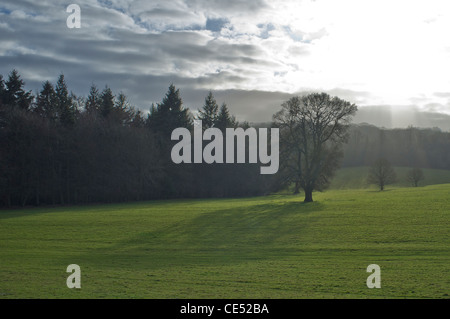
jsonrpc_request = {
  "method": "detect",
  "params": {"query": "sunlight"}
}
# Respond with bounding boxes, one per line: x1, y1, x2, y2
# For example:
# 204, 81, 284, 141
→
263, 0, 450, 109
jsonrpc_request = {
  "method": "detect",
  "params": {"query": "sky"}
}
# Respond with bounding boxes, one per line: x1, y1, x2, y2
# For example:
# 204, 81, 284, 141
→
1, 0, 450, 130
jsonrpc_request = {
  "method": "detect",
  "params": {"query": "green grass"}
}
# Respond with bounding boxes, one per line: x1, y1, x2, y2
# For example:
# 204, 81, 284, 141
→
0, 184, 449, 299
330, 167, 450, 189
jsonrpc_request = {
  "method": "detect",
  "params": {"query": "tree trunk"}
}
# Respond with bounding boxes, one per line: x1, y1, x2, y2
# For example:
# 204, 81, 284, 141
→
293, 181, 300, 194
304, 188, 313, 202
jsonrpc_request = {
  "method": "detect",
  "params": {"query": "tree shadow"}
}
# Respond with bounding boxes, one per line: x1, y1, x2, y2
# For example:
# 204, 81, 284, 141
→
366, 189, 395, 193
69, 200, 324, 270
0, 207, 57, 220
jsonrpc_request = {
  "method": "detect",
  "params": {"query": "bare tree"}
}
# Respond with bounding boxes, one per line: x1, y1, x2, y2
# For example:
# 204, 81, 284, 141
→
367, 158, 396, 191
274, 93, 357, 202
407, 167, 424, 187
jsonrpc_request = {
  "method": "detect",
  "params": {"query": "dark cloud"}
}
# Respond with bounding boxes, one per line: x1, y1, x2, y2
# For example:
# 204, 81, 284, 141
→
187, 0, 269, 15
1, 0, 449, 132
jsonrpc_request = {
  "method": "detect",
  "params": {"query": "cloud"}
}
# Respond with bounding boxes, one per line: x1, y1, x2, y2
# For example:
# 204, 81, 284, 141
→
0, 0, 312, 97
1, 0, 450, 131
206, 18, 229, 32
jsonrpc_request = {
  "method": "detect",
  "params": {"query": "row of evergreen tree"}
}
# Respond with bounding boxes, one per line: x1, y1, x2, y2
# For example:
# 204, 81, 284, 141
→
0, 70, 272, 207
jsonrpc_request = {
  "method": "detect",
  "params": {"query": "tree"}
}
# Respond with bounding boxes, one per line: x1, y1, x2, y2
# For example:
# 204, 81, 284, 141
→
3, 69, 33, 110
274, 93, 357, 202
367, 158, 397, 191
34, 81, 57, 121
215, 102, 236, 130
197, 91, 219, 129
147, 84, 192, 136
130, 109, 146, 128
100, 86, 115, 118
0, 75, 7, 126
0, 74, 5, 106
113, 92, 134, 125
85, 84, 101, 114
55, 74, 76, 125
407, 167, 424, 187
146, 84, 193, 197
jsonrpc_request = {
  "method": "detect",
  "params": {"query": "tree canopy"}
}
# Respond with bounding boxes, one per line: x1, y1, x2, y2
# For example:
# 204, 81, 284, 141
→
274, 93, 357, 202
367, 158, 397, 191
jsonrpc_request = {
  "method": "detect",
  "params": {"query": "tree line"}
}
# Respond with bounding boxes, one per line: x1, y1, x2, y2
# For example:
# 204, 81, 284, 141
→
1, 69, 448, 206
0, 70, 272, 207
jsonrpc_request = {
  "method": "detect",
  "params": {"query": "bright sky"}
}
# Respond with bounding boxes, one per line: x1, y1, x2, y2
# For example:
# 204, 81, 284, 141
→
275, 0, 450, 112
1, 0, 450, 126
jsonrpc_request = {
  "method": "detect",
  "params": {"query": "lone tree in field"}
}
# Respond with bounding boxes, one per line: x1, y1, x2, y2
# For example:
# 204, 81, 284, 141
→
274, 93, 357, 202
367, 158, 397, 191
407, 167, 425, 187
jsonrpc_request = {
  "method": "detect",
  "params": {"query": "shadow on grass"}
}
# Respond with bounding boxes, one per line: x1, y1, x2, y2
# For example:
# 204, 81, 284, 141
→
366, 189, 395, 193
0, 199, 193, 220
70, 200, 324, 270
0, 208, 57, 220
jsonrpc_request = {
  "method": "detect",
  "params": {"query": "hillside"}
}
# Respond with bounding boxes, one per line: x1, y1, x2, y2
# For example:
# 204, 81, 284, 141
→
1, 185, 449, 299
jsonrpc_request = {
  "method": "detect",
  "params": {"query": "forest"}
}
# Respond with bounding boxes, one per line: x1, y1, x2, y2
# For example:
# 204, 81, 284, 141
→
1, 69, 449, 207
341, 124, 450, 170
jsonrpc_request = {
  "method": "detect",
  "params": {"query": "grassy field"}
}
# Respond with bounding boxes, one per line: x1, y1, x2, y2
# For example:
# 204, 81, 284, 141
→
0, 184, 449, 299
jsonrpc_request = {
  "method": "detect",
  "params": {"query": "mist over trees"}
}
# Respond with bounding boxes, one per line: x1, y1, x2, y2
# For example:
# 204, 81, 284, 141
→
341, 124, 450, 170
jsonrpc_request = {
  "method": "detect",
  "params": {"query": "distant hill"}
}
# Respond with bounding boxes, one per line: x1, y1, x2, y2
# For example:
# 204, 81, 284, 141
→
353, 105, 450, 132
207, 90, 450, 132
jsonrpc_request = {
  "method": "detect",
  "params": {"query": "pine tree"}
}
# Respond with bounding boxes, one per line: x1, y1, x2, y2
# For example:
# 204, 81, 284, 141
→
131, 109, 146, 128
85, 84, 101, 114
0, 74, 6, 127
197, 91, 219, 129
4, 69, 33, 110
35, 81, 57, 121
148, 84, 192, 135
146, 103, 156, 127
100, 86, 114, 118
0, 75, 5, 106
114, 92, 134, 124
146, 85, 193, 197
55, 74, 76, 125
215, 102, 236, 131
